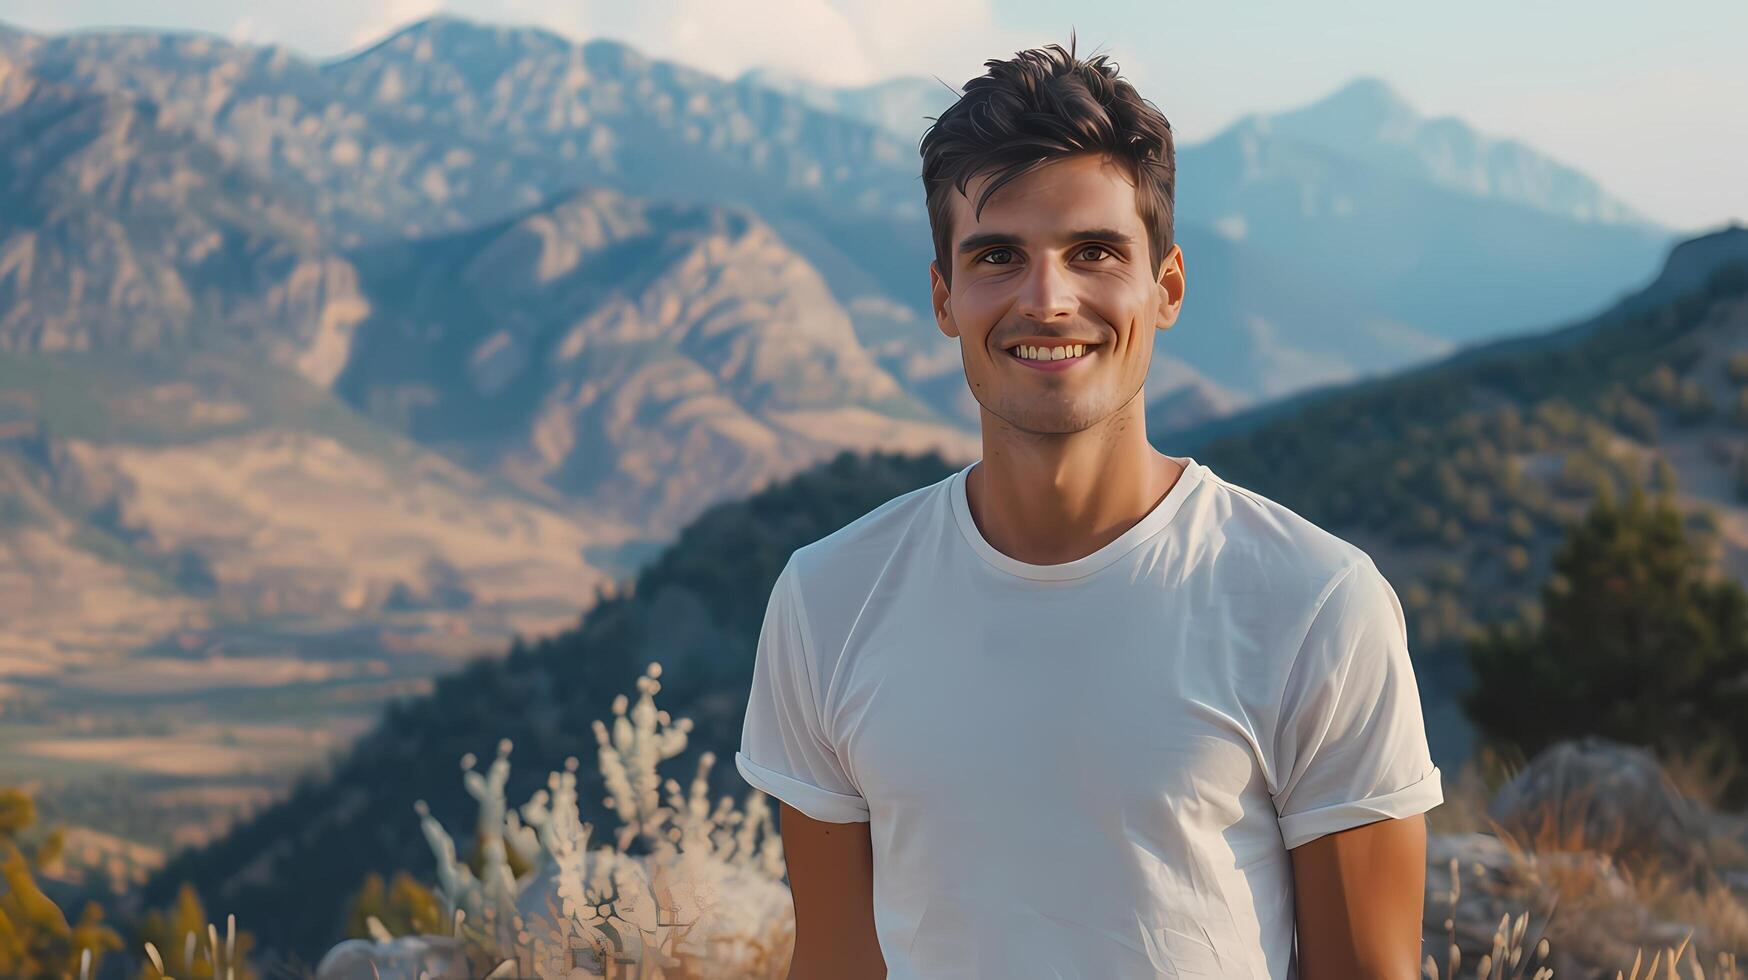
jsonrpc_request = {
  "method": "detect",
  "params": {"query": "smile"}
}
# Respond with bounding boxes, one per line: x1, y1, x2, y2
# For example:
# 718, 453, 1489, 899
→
1005, 343, 1098, 372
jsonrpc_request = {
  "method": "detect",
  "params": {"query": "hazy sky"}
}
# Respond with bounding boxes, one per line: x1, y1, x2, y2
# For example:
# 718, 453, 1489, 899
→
2, 0, 1741, 234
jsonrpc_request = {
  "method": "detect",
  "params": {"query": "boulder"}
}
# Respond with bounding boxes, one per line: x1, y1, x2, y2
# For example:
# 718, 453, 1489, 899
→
1485, 735, 1712, 882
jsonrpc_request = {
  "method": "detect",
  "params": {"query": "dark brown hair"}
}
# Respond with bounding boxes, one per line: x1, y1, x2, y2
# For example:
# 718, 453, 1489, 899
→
919, 31, 1176, 289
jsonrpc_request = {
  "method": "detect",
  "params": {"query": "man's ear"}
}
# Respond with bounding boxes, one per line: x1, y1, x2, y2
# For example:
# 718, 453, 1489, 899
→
1155, 243, 1186, 331
931, 260, 959, 340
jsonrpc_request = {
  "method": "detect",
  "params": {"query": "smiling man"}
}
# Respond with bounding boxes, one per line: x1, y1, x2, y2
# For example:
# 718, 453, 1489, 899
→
736, 35, 1442, 980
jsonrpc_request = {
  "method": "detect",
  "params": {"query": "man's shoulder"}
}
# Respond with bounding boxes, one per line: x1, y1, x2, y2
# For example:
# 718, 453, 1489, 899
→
776, 467, 956, 667
789, 465, 957, 586
1195, 464, 1371, 598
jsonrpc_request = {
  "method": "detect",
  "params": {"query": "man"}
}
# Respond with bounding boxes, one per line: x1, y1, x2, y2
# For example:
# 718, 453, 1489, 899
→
736, 35, 1442, 980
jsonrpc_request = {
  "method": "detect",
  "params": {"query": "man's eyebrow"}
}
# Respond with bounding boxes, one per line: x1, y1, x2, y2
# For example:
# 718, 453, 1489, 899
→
956, 228, 1137, 254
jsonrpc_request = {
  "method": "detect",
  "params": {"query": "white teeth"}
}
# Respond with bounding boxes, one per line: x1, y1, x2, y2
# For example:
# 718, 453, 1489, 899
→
1015, 344, 1089, 361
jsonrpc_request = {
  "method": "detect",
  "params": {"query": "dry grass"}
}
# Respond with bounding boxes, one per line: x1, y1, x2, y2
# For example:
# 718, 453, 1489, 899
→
1422, 743, 1748, 979
1425, 857, 1746, 979
1659, 739, 1744, 815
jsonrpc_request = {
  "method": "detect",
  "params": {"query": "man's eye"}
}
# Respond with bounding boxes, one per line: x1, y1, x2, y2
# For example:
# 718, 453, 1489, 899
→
978, 245, 1113, 266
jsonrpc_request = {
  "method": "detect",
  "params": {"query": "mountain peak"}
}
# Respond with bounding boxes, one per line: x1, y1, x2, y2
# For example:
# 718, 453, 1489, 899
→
332, 12, 570, 67
380, 12, 495, 40
1322, 76, 1414, 112
1623, 222, 1748, 315
1287, 75, 1420, 139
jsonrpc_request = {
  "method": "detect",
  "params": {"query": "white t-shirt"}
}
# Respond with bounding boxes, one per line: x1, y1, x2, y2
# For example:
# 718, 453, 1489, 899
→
736, 453, 1442, 979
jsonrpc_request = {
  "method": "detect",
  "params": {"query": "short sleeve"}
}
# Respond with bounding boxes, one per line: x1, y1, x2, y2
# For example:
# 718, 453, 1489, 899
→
1269, 559, 1443, 850
735, 558, 871, 823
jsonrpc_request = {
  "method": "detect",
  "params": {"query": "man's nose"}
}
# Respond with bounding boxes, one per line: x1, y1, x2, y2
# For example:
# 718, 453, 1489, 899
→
1015, 256, 1076, 321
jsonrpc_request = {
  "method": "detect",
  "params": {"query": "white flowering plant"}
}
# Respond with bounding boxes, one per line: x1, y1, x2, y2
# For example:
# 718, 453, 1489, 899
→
317, 660, 794, 979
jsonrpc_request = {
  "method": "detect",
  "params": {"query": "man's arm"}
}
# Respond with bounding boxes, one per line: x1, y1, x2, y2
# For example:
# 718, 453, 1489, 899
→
1288, 812, 1428, 979
777, 801, 885, 980
735, 558, 881, 975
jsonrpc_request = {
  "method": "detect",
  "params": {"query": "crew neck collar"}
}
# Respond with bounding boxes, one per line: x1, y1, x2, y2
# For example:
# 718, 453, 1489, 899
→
949, 455, 1206, 582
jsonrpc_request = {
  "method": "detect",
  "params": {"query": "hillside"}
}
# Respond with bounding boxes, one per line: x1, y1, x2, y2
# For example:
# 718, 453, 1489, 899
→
0, 343, 635, 853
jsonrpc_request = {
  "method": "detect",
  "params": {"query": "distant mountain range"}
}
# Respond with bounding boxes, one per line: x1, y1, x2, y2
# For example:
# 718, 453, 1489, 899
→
0, 16, 1682, 412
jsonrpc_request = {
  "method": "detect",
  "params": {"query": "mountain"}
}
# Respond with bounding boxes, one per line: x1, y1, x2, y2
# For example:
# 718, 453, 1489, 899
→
1258, 76, 1655, 226
1173, 76, 1675, 366
0, 22, 976, 528
5, 16, 926, 308
337, 184, 975, 534
0, 49, 364, 387
0, 43, 632, 668
0, 35, 664, 656
1167, 223, 1748, 764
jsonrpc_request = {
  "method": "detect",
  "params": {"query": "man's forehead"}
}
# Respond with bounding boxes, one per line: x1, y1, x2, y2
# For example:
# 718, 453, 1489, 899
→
950, 157, 1142, 239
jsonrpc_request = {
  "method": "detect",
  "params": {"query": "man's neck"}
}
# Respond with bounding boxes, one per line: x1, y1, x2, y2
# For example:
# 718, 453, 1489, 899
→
966, 400, 1182, 567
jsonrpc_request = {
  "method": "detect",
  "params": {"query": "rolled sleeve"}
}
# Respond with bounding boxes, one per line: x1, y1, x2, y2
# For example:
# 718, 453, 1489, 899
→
737, 557, 870, 824
1270, 560, 1444, 850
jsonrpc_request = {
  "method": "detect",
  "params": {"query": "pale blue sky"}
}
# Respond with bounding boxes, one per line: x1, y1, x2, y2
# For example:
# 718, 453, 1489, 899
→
2, 0, 1740, 233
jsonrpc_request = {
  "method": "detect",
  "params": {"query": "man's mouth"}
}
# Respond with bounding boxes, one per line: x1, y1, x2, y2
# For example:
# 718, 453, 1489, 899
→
1005, 342, 1099, 370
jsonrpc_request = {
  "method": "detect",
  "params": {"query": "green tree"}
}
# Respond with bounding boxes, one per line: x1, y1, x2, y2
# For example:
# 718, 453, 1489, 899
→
1463, 480, 1748, 806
